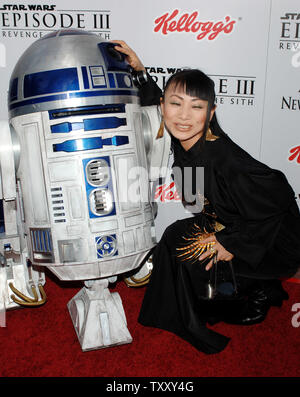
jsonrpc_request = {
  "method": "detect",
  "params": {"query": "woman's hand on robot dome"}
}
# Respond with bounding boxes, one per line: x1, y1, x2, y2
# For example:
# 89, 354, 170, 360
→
198, 235, 234, 271
111, 40, 146, 72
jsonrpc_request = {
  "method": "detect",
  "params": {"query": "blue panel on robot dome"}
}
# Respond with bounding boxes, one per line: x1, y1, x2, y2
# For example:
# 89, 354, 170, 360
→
23, 68, 79, 98
81, 66, 90, 89
9, 93, 68, 110
83, 117, 126, 131
108, 73, 116, 88
9, 78, 18, 102
89, 66, 107, 88
9, 90, 136, 111
98, 42, 131, 72
115, 73, 133, 89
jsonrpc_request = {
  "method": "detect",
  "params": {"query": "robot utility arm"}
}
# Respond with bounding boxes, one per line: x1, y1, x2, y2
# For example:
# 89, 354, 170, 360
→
141, 106, 171, 182
0, 120, 46, 311
0, 120, 18, 236
123, 107, 171, 288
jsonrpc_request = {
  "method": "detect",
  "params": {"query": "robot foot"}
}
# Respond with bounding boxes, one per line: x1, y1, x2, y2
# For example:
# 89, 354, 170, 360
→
67, 278, 132, 352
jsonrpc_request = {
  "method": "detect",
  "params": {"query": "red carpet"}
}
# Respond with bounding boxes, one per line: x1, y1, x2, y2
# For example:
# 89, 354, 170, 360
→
1, 270, 299, 378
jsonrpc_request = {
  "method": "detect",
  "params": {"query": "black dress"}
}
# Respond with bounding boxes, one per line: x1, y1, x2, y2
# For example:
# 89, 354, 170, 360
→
138, 76, 300, 354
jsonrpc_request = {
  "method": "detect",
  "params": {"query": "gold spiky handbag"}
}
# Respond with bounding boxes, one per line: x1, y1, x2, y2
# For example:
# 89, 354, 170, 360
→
176, 202, 238, 301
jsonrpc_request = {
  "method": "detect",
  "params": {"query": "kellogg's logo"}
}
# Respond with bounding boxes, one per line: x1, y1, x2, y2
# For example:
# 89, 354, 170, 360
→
154, 9, 237, 41
288, 145, 300, 164
154, 181, 181, 202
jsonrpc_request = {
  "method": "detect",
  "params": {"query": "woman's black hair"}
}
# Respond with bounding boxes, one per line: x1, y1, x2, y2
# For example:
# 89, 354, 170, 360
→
162, 69, 227, 143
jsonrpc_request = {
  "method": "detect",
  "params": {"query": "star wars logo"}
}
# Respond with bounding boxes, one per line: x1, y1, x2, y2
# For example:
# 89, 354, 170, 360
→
0, 3, 111, 39
0, 4, 56, 11
279, 12, 300, 50
147, 67, 255, 107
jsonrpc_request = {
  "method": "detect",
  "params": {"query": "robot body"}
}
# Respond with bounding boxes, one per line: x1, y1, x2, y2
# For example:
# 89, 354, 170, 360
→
0, 30, 170, 349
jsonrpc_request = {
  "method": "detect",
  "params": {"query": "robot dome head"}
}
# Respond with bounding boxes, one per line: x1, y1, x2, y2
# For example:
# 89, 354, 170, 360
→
8, 29, 138, 118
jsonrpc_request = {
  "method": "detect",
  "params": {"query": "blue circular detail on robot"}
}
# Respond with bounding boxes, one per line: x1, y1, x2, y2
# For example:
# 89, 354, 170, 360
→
96, 235, 118, 258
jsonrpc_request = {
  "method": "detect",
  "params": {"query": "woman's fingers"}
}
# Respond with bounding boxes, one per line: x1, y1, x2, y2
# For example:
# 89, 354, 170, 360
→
205, 257, 215, 271
110, 40, 129, 48
198, 245, 215, 262
198, 241, 233, 270
113, 45, 129, 55
110, 40, 145, 71
111, 41, 129, 53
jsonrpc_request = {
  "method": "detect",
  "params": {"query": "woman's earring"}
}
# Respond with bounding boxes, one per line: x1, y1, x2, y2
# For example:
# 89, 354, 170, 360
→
156, 118, 164, 139
205, 127, 219, 141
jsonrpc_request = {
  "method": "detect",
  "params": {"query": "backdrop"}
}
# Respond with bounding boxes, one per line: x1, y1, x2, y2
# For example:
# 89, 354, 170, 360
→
0, 0, 299, 248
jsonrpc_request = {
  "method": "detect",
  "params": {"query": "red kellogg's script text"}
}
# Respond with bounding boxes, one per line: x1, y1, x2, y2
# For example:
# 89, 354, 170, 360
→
289, 145, 300, 164
154, 182, 181, 202
154, 10, 236, 40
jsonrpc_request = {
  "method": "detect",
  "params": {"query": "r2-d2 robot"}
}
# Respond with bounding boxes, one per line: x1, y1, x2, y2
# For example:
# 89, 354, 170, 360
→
1, 29, 170, 351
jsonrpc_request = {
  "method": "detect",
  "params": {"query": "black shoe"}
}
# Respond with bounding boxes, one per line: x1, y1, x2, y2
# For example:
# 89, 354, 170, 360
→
223, 279, 289, 326
204, 295, 247, 325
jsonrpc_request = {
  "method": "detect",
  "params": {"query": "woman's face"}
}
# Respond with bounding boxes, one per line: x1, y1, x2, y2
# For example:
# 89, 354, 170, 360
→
161, 83, 215, 151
